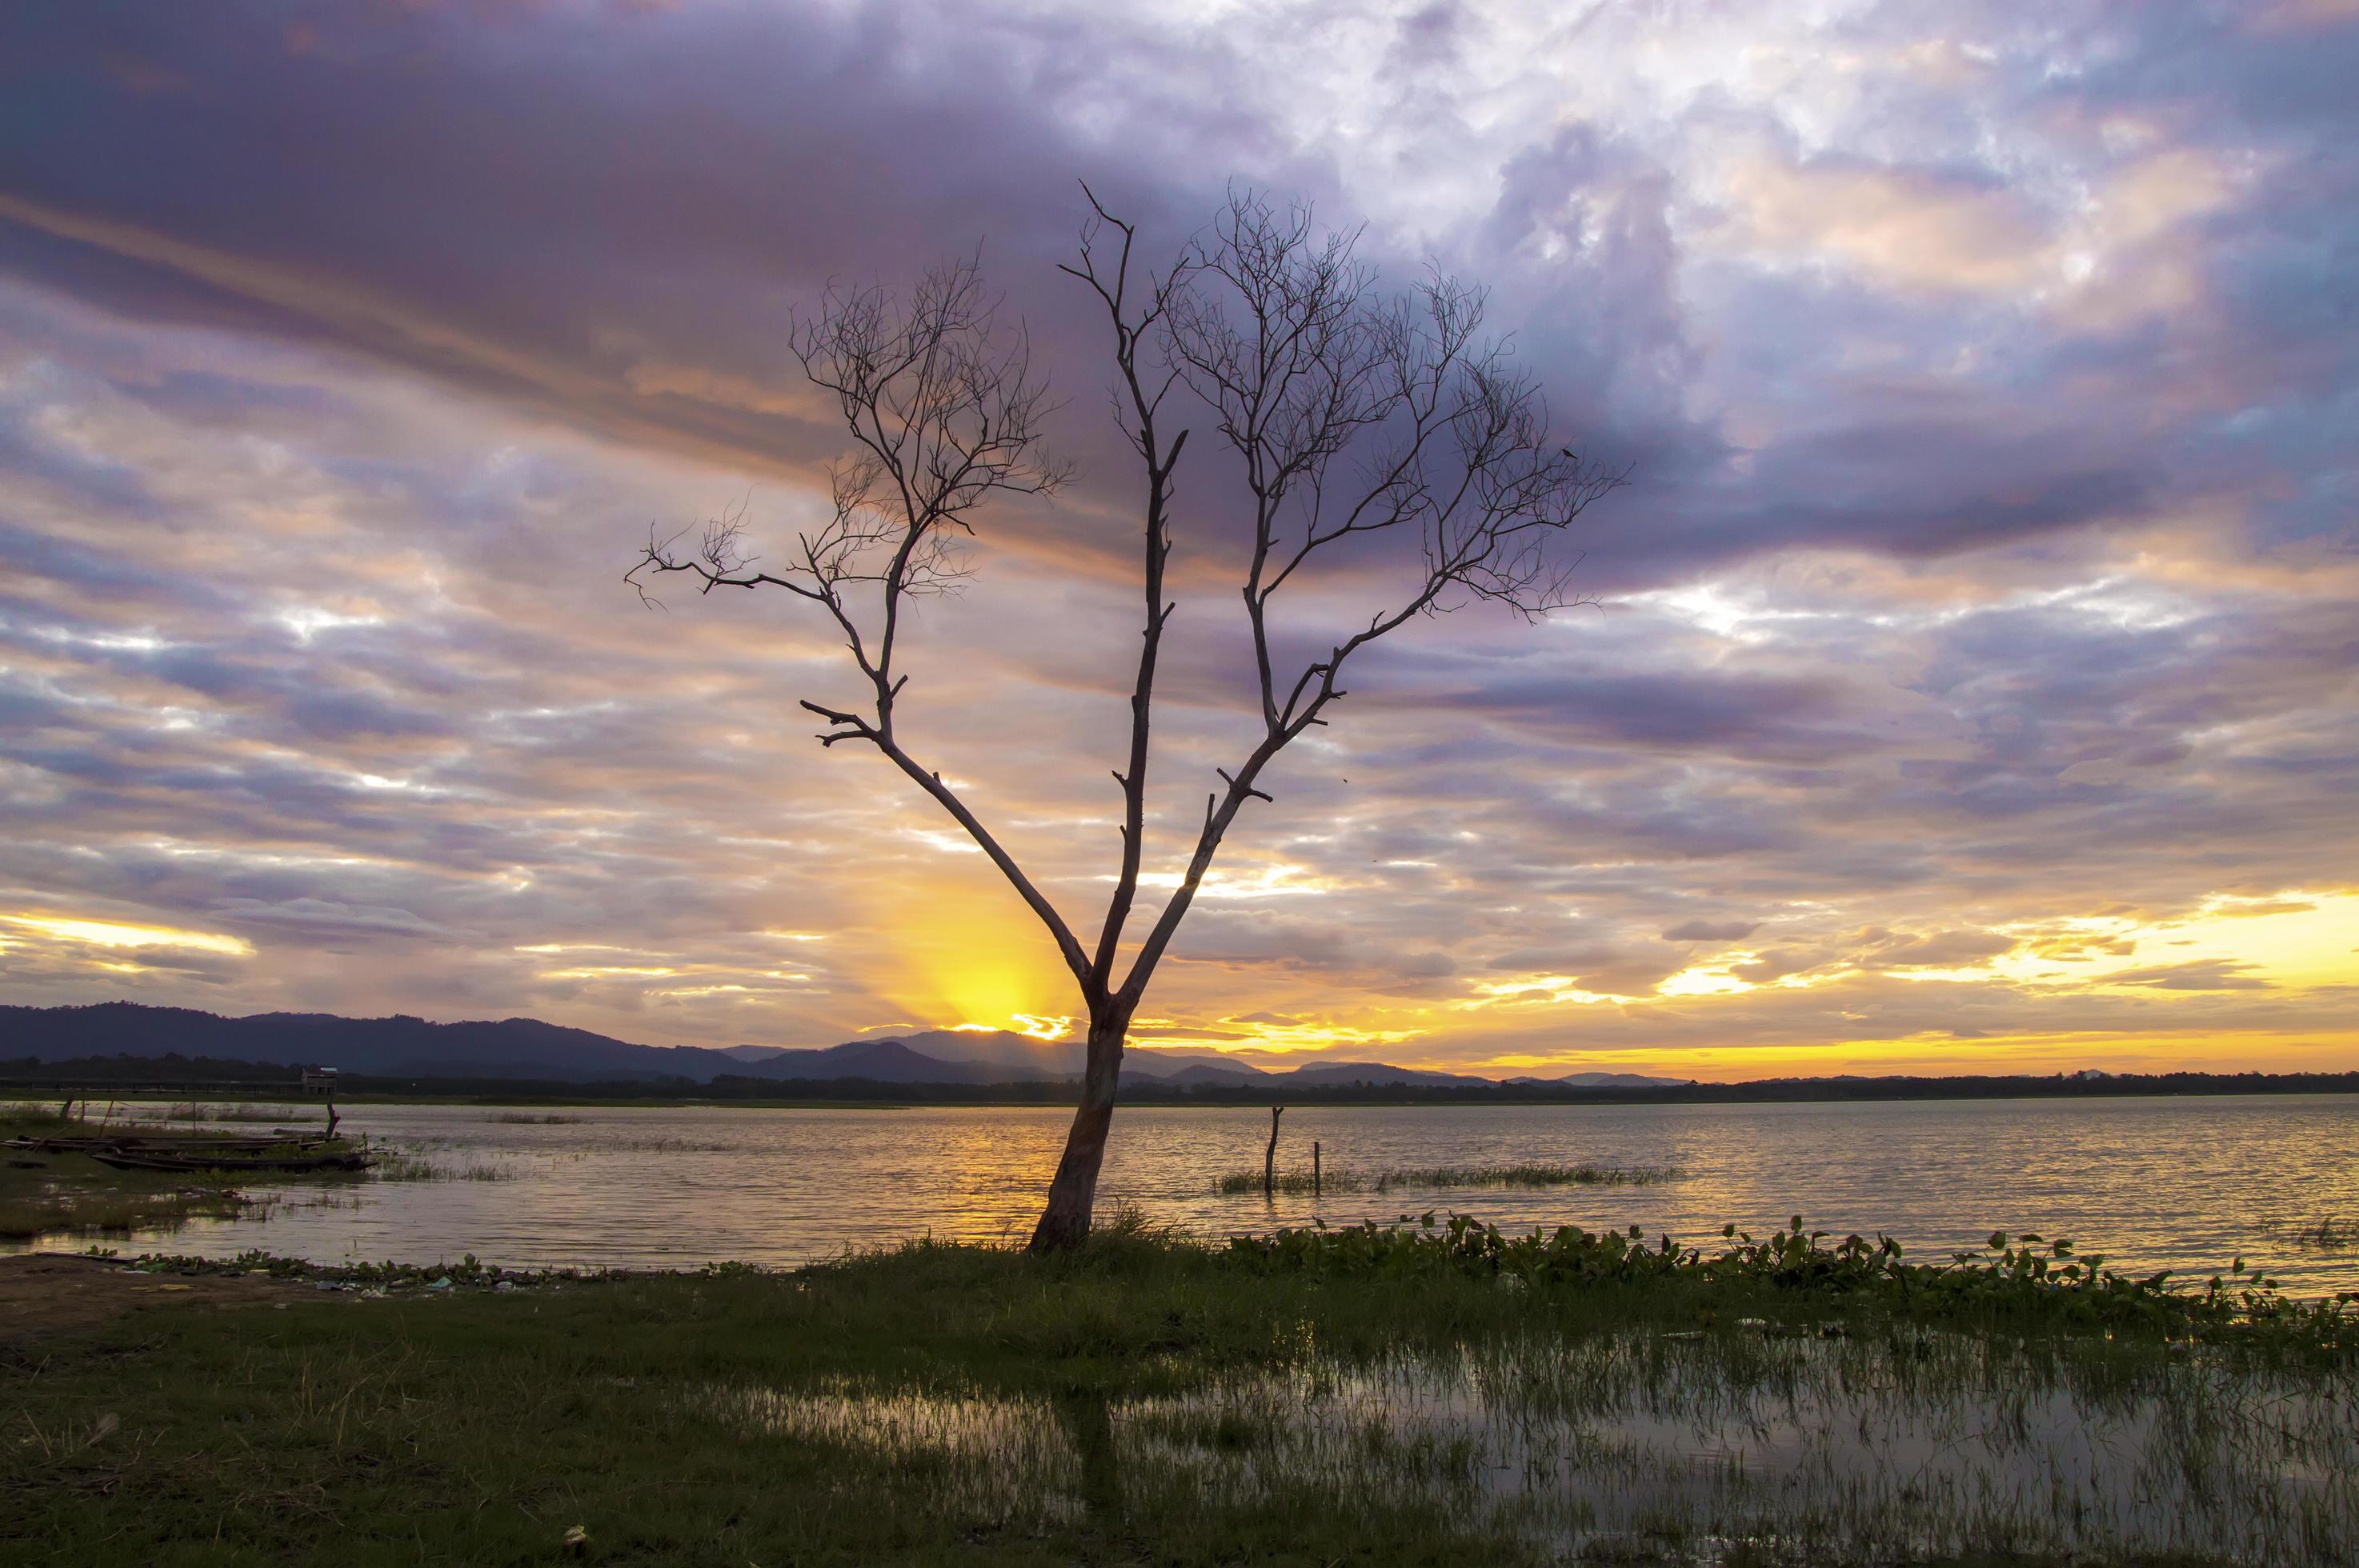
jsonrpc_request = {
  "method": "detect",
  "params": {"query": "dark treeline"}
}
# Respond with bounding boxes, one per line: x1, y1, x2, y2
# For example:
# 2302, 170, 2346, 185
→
5, 1053, 2353, 1106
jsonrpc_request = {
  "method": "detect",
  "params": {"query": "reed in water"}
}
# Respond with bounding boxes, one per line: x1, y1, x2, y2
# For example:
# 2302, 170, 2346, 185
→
1213, 1162, 1682, 1194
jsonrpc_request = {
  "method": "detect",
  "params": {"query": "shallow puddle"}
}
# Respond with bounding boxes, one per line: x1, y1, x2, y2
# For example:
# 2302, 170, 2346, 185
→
693, 1329, 2359, 1563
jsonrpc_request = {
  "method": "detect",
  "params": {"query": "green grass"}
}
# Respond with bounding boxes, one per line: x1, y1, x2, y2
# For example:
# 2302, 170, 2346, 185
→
7, 1214, 2355, 1565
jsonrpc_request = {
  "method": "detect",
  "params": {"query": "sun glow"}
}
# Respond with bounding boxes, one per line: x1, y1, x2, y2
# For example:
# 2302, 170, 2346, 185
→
1461, 974, 1628, 1008
1129, 1013, 1428, 1057
1933, 890, 2359, 993
1655, 964, 1756, 998
0, 913, 253, 958
878, 882, 1071, 1035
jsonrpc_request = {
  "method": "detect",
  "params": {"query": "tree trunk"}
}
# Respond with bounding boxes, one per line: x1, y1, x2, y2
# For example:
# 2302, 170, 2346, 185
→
1263, 1105, 1284, 1197
1027, 1015, 1127, 1251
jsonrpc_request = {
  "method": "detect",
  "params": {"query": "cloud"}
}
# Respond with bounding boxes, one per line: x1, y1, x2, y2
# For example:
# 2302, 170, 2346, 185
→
2107, 959, 2273, 992
1849, 929, 2018, 970
1662, 919, 1759, 942
1720, 150, 2051, 296
210, 898, 469, 943
0, 1, 2350, 1073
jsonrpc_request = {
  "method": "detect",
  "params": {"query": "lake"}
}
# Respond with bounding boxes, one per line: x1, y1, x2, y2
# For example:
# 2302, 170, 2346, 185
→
17, 1094, 2359, 1294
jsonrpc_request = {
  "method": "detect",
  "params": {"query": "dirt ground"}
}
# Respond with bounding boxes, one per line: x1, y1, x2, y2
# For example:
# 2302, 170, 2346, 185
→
0, 1254, 331, 1341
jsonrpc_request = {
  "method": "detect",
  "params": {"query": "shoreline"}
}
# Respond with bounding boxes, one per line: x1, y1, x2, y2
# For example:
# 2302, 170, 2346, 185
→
6, 1227, 2355, 1565
14, 1082, 2359, 1111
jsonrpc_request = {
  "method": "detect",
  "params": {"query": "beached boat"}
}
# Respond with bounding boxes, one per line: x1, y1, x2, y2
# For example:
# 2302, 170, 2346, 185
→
88, 1146, 379, 1174
6, 1129, 376, 1173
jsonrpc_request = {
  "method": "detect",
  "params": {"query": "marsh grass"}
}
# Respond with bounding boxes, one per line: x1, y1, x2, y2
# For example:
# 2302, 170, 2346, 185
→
485, 1111, 583, 1125
2260, 1215, 2357, 1250
2297, 1217, 2356, 1249
0, 1116, 265, 1239
370, 1150, 513, 1182
0, 1182, 257, 1240
599, 1135, 735, 1154
1213, 1162, 1681, 1194
1213, 1167, 1365, 1194
1376, 1162, 1683, 1190
161, 1102, 313, 1125
10, 1222, 2353, 1566
2, 1106, 77, 1137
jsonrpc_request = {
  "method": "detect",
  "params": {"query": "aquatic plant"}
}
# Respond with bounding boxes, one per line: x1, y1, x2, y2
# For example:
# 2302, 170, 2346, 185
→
0, 1184, 258, 1240
485, 1111, 584, 1125
1212, 1162, 1682, 1195
1228, 1213, 2359, 1352
1, 1122, 272, 1238
161, 1102, 310, 1125
1212, 1168, 1365, 1194
2259, 1214, 2356, 1250
1372, 1162, 1681, 1190
371, 1151, 514, 1183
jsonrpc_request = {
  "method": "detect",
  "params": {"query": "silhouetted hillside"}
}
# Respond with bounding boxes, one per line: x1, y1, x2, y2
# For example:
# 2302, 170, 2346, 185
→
10, 1003, 2340, 1103
2, 1002, 1623, 1088
0, 1001, 741, 1081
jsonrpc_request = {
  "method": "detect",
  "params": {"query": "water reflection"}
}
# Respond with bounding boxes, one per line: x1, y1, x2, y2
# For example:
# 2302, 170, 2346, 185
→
12, 1096, 2357, 1294
700, 1330, 2359, 1564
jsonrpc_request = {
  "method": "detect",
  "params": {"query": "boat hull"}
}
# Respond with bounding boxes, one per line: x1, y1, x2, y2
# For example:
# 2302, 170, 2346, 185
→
86, 1149, 378, 1174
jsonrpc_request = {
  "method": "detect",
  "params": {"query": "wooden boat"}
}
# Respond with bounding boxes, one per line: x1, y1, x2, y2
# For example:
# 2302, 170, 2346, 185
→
6, 1132, 336, 1154
89, 1146, 379, 1174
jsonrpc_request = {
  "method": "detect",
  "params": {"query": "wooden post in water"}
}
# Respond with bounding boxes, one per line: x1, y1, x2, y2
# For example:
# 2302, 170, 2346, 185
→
1264, 1105, 1284, 1198
303, 1065, 342, 1139
1313, 1141, 1322, 1196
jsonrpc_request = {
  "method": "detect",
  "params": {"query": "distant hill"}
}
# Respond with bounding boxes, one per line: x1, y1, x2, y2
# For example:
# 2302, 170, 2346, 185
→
729, 1038, 996, 1085
6, 1006, 2352, 1105
0, 1002, 739, 1082
0, 1001, 1686, 1089
718, 1044, 791, 1062
1279, 1061, 1488, 1089
1510, 1070, 1698, 1089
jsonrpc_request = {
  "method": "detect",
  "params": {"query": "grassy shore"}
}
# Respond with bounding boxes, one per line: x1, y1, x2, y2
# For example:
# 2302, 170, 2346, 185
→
0, 1109, 276, 1242
6, 1214, 2355, 1566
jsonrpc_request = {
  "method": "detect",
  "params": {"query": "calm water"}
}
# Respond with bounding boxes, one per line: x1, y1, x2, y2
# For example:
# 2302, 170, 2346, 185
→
707, 1337, 2357, 1564
19, 1094, 2359, 1294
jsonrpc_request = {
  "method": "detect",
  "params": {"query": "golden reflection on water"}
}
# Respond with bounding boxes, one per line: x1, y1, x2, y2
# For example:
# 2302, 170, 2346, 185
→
12, 1096, 2358, 1294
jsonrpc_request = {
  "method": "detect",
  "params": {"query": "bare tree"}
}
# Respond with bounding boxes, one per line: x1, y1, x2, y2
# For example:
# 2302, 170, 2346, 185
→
631, 190, 1626, 1251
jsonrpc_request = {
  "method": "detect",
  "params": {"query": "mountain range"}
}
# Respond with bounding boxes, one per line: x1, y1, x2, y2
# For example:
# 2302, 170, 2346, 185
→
0, 1002, 1692, 1089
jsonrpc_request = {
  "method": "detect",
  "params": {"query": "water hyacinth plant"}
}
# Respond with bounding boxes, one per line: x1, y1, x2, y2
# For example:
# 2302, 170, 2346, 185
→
1229, 1213, 2359, 1350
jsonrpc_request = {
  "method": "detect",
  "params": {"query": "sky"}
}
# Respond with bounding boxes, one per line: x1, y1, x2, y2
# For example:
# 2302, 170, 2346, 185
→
1, 0, 2354, 1078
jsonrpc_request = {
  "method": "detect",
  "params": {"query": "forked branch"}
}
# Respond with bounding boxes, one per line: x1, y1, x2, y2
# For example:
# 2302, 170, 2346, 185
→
625, 257, 1090, 988
629, 190, 1622, 1046
1112, 188, 1626, 1003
